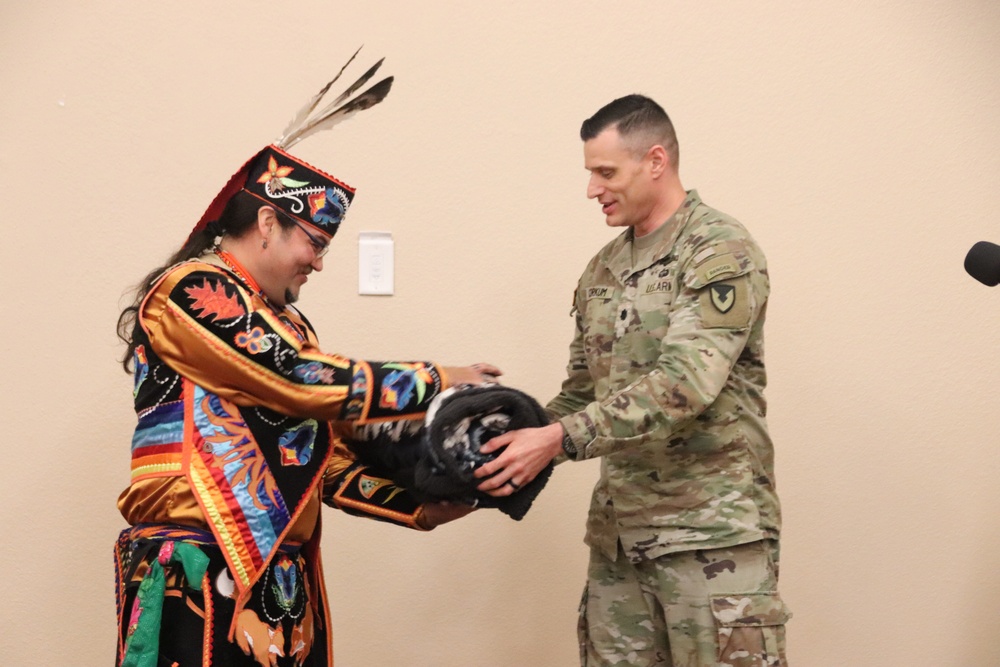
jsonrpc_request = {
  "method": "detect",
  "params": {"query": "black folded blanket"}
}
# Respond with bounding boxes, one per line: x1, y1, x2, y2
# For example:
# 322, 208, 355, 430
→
346, 384, 553, 520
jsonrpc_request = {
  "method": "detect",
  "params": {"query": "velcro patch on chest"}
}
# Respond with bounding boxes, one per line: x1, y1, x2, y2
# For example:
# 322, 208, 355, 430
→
584, 285, 615, 300
642, 279, 672, 295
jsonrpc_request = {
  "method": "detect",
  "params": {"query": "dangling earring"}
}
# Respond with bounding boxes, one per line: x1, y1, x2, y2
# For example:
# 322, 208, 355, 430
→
262, 239, 268, 249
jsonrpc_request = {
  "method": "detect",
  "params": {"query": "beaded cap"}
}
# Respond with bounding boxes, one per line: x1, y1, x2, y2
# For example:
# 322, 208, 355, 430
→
185, 47, 392, 246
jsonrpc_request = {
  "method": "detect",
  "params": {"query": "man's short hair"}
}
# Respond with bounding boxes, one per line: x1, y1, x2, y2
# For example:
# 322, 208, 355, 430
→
580, 94, 679, 166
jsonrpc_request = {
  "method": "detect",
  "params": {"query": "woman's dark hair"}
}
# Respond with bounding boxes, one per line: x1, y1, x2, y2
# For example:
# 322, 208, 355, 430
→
115, 191, 294, 372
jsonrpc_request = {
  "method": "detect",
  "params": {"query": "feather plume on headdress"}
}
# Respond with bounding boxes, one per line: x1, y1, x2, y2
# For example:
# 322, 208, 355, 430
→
276, 47, 394, 151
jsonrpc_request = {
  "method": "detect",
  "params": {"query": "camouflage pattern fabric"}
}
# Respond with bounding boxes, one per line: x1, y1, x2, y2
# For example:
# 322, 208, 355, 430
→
547, 190, 782, 563
579, 540, 789, 666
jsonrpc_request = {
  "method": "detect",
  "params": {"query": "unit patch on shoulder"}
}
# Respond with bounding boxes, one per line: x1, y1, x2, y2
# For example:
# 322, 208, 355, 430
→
710, 284, 736, 313
699, 278, 752, 329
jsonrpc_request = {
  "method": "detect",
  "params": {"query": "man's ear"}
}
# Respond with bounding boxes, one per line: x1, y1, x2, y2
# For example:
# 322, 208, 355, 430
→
647, 144, 669, 178
257, 206, 279, 238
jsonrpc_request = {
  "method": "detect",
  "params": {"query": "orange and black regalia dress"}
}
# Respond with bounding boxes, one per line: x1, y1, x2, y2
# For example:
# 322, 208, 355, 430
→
115, 250, 450, 667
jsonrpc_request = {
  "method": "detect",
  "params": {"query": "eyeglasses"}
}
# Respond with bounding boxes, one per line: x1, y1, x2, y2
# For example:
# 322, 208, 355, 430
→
291, 220, 331, 258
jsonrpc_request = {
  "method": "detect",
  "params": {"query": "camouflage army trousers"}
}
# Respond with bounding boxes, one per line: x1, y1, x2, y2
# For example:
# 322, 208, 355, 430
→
578, 540, 790, 667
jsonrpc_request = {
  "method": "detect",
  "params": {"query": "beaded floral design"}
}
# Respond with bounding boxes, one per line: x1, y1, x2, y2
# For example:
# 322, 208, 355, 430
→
278, 420, 317, 466
379, 363, 436, 410
256, 156, 309, 192
293, 362, 336, 385
308, 187, 346, 225
256, 155, 351, 234
235, 327, 273, 355
184, 279, 246, 322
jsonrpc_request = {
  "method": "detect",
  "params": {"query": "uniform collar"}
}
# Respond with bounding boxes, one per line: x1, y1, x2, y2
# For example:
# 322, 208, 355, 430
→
605, 190, 703, 284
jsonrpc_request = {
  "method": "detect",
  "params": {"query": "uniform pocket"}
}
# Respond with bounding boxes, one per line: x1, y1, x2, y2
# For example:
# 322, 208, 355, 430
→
711, 592, 791, 666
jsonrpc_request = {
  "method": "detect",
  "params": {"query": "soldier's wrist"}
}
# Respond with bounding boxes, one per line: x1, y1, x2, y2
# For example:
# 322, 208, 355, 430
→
560, 425, 578, 460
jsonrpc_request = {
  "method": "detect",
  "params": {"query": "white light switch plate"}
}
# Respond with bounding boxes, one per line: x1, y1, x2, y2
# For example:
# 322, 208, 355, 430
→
358, 231, 394, 295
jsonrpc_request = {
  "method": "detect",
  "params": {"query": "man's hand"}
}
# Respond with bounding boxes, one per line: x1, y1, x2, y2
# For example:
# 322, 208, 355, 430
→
443, 363, 503, 386
473, 422, 565, 497
417, 501, 477, 529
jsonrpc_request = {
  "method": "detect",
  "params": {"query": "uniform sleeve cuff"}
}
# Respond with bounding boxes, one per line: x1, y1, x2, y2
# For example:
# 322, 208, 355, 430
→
558, 415, 591, 461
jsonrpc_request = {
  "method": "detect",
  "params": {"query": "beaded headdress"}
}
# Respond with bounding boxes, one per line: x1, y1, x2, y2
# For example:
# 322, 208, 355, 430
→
187, 48, 392, 246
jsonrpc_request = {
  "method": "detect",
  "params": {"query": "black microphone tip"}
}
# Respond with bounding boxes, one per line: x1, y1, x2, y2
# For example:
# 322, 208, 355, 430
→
965, 241, 1000, 286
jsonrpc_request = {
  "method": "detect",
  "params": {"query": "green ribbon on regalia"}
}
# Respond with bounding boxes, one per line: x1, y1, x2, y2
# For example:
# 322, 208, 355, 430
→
121, 541, 210, 667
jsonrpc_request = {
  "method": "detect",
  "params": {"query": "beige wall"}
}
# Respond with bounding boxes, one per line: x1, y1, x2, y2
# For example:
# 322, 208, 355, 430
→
3, 1, 1000, 665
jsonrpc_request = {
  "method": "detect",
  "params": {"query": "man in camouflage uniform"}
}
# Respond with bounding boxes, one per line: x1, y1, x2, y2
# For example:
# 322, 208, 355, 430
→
475, 95, 790, 666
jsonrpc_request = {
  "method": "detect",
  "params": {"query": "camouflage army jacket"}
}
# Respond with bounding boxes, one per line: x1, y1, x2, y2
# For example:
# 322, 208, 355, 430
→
547, 190, 781, 562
